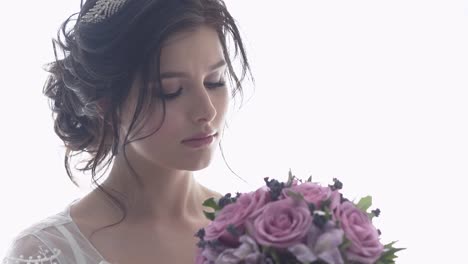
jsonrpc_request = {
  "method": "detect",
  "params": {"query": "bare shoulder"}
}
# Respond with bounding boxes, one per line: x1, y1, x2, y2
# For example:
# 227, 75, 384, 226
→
199, 184, 223, 200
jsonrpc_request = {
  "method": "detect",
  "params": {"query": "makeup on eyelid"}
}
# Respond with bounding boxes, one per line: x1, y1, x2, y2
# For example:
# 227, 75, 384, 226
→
159, 79, 226, 100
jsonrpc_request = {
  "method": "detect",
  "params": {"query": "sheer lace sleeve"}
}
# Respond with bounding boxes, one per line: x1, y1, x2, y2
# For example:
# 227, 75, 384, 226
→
1, 202, 109, 264
2, 235, 63, 264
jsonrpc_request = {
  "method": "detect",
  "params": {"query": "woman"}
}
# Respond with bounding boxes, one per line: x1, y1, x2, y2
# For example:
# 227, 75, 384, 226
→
2, 0, 253, 263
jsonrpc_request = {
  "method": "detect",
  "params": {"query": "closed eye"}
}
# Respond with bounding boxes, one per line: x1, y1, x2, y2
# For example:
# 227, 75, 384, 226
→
158, 80, 226, 100
205, 81, 226, 89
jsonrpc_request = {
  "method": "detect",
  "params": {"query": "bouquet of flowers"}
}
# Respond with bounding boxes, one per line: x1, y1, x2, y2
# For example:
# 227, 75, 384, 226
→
194, 170, 405, 264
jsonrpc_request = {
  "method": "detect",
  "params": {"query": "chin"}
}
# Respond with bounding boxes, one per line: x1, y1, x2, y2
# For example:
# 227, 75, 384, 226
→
182, 158, 214, 172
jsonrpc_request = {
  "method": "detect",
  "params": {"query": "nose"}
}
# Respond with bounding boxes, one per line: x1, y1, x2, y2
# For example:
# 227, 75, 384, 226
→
191, 83, 217, 124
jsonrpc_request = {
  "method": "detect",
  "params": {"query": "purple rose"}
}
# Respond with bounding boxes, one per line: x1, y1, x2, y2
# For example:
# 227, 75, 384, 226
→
282, 182, 332, 207
246, 197, 313, 248
333, 201, 384, 264
204, 187, 271, 246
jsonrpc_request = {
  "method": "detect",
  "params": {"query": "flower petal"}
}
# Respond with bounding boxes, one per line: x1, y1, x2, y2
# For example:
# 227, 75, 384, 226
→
315, 229, 344, 253
288, 244, 318, 262
215, 249, 240, 264
318, 248, 344, 264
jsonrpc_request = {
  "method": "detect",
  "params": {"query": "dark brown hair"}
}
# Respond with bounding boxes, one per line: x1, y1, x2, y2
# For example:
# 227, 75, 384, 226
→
43, 0, 254, 236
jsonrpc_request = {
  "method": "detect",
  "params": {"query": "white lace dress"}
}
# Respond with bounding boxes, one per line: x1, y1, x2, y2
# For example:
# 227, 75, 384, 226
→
2, 199, 111, 264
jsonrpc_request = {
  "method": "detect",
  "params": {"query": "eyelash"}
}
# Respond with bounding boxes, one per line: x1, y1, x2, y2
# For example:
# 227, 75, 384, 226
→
160, 81, 226, 100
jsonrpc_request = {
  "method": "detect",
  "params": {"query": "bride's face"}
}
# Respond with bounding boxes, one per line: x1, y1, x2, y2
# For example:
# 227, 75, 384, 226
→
120, 25, 230, 171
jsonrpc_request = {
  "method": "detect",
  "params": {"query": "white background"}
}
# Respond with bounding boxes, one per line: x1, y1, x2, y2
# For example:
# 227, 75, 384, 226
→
1, 1, 467, 263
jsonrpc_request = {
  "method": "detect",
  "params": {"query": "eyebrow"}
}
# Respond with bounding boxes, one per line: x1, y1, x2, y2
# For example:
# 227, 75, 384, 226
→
160, 59, 227, 80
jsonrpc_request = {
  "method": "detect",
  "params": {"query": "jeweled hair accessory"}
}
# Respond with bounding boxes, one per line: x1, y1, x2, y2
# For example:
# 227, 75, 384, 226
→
81, 0, 129, 24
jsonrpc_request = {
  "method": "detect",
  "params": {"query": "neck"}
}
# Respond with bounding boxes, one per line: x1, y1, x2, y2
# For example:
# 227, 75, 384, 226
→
99, 150, 209, 226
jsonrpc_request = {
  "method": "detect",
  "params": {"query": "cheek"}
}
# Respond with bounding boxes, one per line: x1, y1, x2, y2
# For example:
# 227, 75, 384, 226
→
127, 119, 178, 161
120, 103, 166, 142
215, 90, 230, 116
138, 105, 189, 149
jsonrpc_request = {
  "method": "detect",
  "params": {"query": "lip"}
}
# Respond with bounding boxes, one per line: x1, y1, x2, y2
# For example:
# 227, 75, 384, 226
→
183, 132, 217, 141
182, 133, 217, 148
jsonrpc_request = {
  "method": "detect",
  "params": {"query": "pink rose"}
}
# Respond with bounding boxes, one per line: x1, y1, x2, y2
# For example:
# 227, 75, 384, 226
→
333, 201, 384, 264
282, 182, 332, 208
204, 187, 270, 246
246, 197, 313, 248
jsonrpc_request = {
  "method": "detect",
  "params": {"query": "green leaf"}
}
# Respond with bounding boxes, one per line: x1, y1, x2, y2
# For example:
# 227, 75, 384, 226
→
286, 168, 295, 187
203, 210, 216, 221
260, 246, 282, 263
270, 249, 281, 263
339, 235, 352, 251
375, 241, 406, 264
202, 197, 221, 211
356, 196, 373, 212
285, 189, 305, 202
260, 245, 269, 253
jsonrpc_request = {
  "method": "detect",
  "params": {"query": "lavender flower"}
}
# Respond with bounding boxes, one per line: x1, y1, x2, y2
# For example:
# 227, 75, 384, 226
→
288, 221, 344, 264
201, 243, 228, 263
214, 235, 262, 264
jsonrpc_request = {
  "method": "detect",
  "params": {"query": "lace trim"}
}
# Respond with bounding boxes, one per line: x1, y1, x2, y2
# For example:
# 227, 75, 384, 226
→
3, 246, 61, 264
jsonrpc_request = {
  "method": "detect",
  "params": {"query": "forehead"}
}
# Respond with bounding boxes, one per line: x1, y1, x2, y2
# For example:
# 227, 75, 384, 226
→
159, 25, 224, 72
